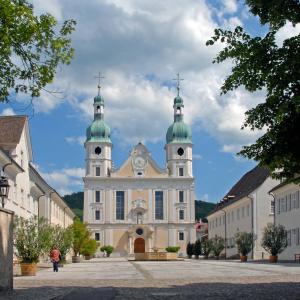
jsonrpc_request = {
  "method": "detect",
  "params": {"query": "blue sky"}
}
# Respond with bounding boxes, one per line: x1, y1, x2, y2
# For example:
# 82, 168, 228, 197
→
1, 0, 298, 201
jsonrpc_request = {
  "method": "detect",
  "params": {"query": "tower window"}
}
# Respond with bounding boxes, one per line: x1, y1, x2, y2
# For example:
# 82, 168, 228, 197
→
95, 147, 102, 155
179, 191, 184, 203
95, 232, 100, 241
95, 210, 100, 220
177, 147, 184, 156
95, 191, 100, 203
95, 166, 101, 176
96, 106, 100, 113
179, 209, 184, 220
179, 167, 184, 177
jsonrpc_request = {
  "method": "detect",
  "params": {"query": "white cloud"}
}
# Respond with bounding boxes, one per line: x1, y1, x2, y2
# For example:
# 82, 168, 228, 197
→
25, 0, 263, 153
276, 22, 300, 47
65, 136, 86, 146
193, 154, 203, 160
1, 108, 15, 116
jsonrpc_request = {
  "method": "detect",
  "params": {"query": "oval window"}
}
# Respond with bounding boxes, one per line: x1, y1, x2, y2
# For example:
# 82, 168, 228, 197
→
136, 228, 143, 235
177, 147, 184, 156
95, 147, 102, 155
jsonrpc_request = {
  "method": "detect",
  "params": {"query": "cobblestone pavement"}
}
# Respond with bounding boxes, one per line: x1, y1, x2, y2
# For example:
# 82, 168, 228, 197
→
1, 258, 300, 299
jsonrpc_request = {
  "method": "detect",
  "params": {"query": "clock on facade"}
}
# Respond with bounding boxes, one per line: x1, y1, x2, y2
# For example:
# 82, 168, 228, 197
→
133, 155, 147, 169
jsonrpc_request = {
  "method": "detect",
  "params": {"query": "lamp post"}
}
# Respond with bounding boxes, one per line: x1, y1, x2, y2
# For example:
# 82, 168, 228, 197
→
0, 176, 10, 208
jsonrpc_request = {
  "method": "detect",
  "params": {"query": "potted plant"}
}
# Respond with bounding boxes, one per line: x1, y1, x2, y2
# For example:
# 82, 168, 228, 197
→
52, 225, 73, 266
261, 224, 287, 263
211, 236, 225, 260
70, 218, 90, 263
193, 239, 202, 259
165, 246, 180, 260
14, 217, 53, 276
186, 242, 194, 258
202, 239, 213, 259
100, 245, 114, 257
235, 232, 253, 262
81, 239, 98, 260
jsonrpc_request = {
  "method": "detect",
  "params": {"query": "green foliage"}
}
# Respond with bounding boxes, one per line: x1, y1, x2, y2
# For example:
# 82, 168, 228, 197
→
202, 239, 213, 258
195, 200, 216, 220
186, 242, 194, 257
165, 246, 180, 253
206, 1, 300, 183
14, 216, 53, 263
100, 245, 114, 255
235, 231, 254, 256
211, 236, 225, 258
51, 225, 73, 260
63, 192, 83, 220
81, 239, 98, 257
0, 0, 76, 102
70, 218, 90, 256
193, 239, 202, 257
261, 224, 287, 256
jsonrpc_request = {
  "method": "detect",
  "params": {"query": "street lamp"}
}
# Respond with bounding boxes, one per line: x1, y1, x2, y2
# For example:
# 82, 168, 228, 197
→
0, 176, 10, 208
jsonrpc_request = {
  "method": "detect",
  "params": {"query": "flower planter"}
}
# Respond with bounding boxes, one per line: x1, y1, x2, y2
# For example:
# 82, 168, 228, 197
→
20, 263, 37, 276
240, 255, 247, 262
269, 255, 278, 263
84, 255, 91, 260
72, 256, 81, 263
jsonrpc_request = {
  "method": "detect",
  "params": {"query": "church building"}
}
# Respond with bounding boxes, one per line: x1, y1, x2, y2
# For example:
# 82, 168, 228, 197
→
83, 78, 196, 256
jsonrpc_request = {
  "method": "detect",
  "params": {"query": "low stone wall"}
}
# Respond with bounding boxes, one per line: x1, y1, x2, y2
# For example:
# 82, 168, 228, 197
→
135, 252, 178, 261
0, 208, 14, 291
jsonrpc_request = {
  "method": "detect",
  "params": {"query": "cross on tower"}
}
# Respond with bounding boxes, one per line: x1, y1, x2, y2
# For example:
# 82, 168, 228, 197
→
172, 73, 184, 96
94, 72, 105, 96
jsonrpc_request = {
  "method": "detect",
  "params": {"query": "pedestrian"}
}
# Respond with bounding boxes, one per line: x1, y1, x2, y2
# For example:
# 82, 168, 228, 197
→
50, 246, 61, 272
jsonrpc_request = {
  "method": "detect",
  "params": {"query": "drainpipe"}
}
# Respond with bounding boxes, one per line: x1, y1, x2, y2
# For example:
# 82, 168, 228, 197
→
220, 209, 227, 259
269, 192, 276, 226
247, 195, 254, 259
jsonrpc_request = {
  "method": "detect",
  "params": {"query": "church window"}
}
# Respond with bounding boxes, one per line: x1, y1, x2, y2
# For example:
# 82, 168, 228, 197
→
179, 232, 184, 241
116, 191, 125, 220
95, 210, 100, 220
177, 147, 184, 156
247, 204, 250, 217
96, 106, 100, 113
95, 232, 100, 241
270, 200, 275, 214
179, 191, 184, 203
95, 147, 102, 155
136, 228, 143, 235
179, 209, 184, 220
95, 166, 100, 176
155, 191, 164, 220
95, 191, 100, 203
179, 167, 184, 177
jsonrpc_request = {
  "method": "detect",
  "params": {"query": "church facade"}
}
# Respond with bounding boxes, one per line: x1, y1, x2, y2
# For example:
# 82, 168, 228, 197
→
83, 83, 196, 256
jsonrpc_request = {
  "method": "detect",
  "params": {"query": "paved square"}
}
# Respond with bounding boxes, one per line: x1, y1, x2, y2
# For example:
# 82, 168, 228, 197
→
1, 258, 300, 299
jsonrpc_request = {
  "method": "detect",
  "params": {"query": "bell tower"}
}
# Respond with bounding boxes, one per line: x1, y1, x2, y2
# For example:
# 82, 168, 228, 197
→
165, 74, 192, 177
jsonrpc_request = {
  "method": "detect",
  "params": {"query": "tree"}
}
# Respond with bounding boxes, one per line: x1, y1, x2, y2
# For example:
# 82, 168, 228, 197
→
211, 236, 225, 259
235, 231, 254, 257
51, 225, 73, 262
0, 0, 76, 102
261, 224, 287, 257
206, 0, 300, 182
186, 242, 194, 258
71, 218, 90, 257
193, 239, 202, 259
202, 239, 213, 259
81, 239, 98, 259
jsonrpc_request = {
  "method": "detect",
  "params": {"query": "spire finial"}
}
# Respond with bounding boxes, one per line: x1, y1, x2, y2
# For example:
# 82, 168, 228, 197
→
172, 73, 184, 96
94, 72, 105, 96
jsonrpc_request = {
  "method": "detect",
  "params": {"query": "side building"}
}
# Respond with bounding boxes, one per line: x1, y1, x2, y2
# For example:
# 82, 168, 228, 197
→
270, 181, 300, 260
207, 166, 279, 259
0, 116, 74, 227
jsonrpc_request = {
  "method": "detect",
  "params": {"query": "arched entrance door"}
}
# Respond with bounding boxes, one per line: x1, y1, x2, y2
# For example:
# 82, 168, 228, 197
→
134, 238, 145, 253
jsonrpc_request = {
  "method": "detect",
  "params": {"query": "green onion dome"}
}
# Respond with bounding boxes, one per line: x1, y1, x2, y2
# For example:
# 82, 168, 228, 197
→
86, 118, 111, 143
166, 115, 192, 144
94, 95, 104, 105
174, 95, 184, 107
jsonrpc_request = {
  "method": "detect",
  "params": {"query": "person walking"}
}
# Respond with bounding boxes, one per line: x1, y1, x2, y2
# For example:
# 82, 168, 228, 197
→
50, 246, 61, 272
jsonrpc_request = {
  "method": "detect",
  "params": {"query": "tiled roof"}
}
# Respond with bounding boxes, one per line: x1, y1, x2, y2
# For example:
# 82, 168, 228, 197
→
208, 165, 270, 215
0, 116, 27, 145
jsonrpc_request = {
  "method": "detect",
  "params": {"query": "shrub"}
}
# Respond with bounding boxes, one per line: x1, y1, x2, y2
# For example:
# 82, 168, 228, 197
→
193, 239, 202, 258
202, 239, 213, 258
100, 245, 114, 257
165, 246, 180, 253
211, 236, 225, 259
81, 239, 98, 257
186, 242, 194, 258
261, 224, 287, 256
235, 232, 253, 256
51, 225, 73, 262
14, 216, 53, 263
71, 218, 90, 256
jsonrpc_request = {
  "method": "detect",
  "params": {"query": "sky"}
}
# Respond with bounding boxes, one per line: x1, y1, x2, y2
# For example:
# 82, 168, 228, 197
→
1, 0, 299, 201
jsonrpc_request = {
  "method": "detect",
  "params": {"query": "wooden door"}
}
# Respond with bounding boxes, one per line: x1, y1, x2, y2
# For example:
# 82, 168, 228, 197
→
134, 238, 145, 253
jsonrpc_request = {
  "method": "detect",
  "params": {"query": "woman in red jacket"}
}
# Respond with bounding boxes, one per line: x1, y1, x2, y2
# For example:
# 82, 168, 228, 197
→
50, 246, 61, 272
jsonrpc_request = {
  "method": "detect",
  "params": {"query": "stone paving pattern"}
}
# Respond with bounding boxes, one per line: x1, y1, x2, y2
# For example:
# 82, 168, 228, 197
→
1, 258, 300, 299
